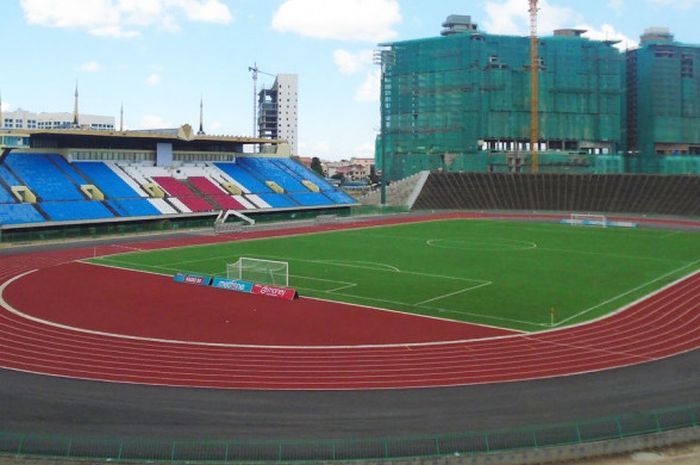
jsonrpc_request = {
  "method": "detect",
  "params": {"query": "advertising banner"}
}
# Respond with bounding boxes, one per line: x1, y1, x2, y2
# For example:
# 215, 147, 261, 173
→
211, 277, 254, 293
173, 272, 212, 286
251, 283, 298, 301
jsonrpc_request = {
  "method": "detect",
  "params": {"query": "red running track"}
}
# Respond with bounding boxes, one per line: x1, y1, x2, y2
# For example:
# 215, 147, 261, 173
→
0, 212, 698, 390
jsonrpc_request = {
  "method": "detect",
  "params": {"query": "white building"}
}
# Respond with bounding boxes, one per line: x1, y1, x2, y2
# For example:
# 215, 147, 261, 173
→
257, 74, 298, 155
1, 109, 115, 131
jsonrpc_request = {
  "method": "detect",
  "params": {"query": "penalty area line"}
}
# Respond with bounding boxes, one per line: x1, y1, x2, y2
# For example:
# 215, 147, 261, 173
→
413, 281, 492, 306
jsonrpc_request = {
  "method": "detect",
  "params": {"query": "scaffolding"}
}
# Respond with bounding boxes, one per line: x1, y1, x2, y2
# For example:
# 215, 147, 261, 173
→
378, 21, 626, 180
627, 30, 700, 174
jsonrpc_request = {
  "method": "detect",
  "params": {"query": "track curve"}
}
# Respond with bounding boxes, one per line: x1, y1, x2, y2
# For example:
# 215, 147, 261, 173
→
0, 213, 698, 390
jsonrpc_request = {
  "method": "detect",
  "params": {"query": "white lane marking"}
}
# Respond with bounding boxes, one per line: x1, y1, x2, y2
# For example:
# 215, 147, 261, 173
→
0, 267, 524, 350
555, 259, 700, 326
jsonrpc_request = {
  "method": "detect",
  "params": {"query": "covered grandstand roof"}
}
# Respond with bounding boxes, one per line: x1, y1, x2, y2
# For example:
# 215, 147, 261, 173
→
0, 124, 281, 152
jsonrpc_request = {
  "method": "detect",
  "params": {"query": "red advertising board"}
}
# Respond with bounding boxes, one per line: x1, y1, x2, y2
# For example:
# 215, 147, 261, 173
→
251, 284, 298, 301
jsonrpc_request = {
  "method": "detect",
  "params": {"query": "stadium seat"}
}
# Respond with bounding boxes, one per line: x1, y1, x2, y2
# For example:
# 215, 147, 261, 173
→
0, 203, 44, 224
5, 154, 85, 201
256, 193, 298, 208
107, 198, 161, 217
289, 192, 336, 207
74, 162, 145, 199
41, 201, 114, 222
236, 157, 308, 193
214, 163, 273, 194
0, 185, 15, 204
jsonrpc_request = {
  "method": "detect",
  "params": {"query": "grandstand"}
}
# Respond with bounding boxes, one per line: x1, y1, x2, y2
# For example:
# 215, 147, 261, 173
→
411, 172, 700, 217
0, 126, 356, 236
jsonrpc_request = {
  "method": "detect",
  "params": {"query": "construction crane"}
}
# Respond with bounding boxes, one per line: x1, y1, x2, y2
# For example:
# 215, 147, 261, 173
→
248, 63, 275, 138
529, 0, 539, 174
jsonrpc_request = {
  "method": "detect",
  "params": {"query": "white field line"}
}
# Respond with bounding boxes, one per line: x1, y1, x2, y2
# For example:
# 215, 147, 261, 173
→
0, 267, 528, 349
413, 281, 492, 306
417, 304, 552, 328
314, 259, 400, 272
301, 294, 526, 335
554, 259, 700, 327
535, 246, 684, 264
426, 238, 538, 251
251, 254, 488, 284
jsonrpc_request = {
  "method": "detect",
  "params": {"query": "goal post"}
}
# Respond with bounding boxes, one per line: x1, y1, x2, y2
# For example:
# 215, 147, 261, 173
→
226, 257, 289, 287
569, 213, 608, 227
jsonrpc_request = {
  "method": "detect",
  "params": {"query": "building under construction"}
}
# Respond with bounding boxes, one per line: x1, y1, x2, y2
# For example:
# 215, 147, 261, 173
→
627, 27, 700, 173
376, 16, 700, 180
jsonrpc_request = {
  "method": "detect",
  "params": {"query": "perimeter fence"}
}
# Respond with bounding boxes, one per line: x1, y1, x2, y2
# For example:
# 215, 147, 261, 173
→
2, 402, 698, 463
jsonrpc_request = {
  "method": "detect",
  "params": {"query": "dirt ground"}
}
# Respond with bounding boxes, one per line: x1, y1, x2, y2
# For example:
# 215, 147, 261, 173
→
568, 441, 700, 464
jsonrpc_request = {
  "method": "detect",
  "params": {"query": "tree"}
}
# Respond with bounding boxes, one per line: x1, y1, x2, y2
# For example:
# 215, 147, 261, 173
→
369, 165, 379, 184
310, 157, 324, 177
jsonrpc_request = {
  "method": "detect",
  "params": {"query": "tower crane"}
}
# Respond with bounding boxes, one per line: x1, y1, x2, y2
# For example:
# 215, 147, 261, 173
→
529, 0, 539, 173
248, 63, 276, 138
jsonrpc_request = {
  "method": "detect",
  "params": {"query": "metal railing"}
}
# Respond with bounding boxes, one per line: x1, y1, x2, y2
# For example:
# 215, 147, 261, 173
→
2, 403, 698, 463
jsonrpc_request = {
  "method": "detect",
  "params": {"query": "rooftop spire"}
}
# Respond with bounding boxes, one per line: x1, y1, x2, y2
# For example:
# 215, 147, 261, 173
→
119, 103, 124, 132
73, 81, 79, 127
197, 95, 205, 135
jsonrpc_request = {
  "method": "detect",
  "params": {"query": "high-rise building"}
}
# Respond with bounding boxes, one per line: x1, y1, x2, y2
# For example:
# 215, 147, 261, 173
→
626, 27, 700, 173
377, 16, 626, 180
258, 74, 298, 155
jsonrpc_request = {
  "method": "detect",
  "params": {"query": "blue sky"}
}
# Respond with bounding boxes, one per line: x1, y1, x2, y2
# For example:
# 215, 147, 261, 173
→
1, 0, 699, 160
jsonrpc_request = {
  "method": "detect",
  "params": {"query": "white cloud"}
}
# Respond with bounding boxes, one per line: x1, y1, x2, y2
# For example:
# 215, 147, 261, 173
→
355, 69, 380, 103
355, 142, 375, 158
272, 0, 402, 42
334, 49, 374, 74
20, 0, 233, 39
581, 24, 638, 51
141, 114, 172, 129
1, 101, 10, 112
79, 60, 102, 72
175, 0, 232, 24
483, 0, 582, 36
146, 73, 161, 86
299, 140, 332, 157
608, 0, 624, 12
483, 0, 637, 51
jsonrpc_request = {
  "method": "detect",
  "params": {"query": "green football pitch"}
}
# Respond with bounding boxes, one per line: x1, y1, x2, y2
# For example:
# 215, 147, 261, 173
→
90, 219, 700, 332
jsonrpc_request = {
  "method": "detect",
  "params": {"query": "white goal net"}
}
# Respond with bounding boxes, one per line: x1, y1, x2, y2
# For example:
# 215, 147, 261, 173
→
226, 257, 289, 287
569, 213, 608, 227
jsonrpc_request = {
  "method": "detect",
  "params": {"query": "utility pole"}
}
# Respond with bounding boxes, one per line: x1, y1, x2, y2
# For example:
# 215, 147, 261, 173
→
529, 0, 539, 174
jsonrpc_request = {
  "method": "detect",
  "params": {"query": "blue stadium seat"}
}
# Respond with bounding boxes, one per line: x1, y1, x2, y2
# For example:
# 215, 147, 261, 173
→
50, 155, 90, 186
6, 154, 84, 201
74, 162, 143, 198
41, 201, 114, 221
108, 199, 160, 217
256, 193, 298, 208
0, 203, 44, 224
289, 192, 336, 207
323, 190, 356, 205
0, 185, 15, 204
215, 162, 273, 193
237, 157, 307, 193
273, 158, 336, 191
0, 165, 20, 186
